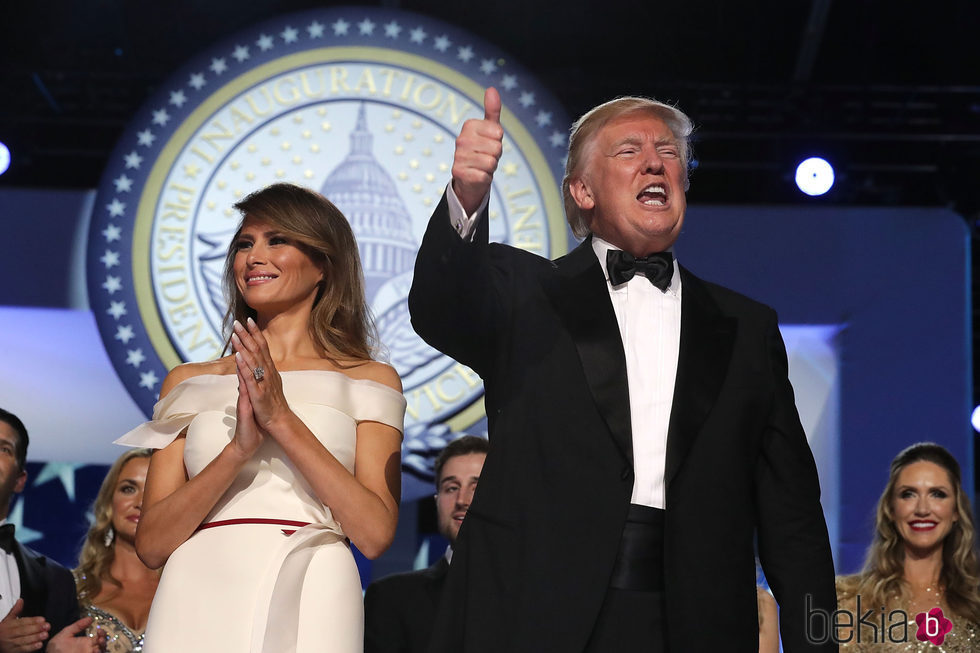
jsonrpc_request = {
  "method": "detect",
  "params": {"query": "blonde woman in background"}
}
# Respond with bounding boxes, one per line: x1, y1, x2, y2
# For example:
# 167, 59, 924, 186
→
74, 449, 158, 652
836, 443, 980, 650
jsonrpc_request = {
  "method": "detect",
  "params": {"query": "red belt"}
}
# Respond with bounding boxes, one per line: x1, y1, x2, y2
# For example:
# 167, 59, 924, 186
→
196, 518, 311, 536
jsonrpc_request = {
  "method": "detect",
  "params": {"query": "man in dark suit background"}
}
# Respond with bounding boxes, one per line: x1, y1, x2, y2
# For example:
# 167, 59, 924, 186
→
0, 408, 100, 653
408, 88, 837, 652
364, 435, 488, 653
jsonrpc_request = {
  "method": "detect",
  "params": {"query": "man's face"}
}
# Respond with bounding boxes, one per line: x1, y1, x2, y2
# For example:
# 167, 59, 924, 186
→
569, 112, 687, 256
0, 422, 27, 513
435, 452, 486, 545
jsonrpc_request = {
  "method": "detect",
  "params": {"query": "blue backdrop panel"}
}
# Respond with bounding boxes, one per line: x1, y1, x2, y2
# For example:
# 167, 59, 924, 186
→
679, 205, 971, 572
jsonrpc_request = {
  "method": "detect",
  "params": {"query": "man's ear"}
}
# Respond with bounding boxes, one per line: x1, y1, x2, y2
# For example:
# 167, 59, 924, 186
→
14, 469, 26, 495
567, 176, 595, 211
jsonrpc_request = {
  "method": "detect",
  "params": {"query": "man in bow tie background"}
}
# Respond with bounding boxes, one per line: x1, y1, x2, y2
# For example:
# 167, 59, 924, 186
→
409, 89, 837, 652
0, 408, 100, 653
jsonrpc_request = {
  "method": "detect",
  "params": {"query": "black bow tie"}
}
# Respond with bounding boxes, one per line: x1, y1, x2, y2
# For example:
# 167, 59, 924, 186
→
606, 250, 674, 291
0, 524, 15, 554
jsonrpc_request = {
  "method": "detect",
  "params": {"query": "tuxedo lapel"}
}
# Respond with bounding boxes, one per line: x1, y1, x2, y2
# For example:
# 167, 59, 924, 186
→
12, 542, 46, 617
665, 268, 736, 488
544, 238, 633, 467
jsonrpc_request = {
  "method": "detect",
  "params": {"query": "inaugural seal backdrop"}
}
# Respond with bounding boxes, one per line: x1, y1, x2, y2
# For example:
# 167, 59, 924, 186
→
86, 7, 571, 498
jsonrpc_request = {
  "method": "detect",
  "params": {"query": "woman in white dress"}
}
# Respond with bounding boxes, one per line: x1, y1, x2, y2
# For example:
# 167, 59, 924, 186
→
120, 183, 406, 653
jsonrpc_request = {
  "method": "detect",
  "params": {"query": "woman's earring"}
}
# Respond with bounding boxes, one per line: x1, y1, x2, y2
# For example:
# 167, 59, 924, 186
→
104, 526, 114, 547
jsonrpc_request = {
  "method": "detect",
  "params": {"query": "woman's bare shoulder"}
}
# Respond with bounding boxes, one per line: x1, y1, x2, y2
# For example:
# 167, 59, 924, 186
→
160, 357, 235, 398
337, 360, 402, 393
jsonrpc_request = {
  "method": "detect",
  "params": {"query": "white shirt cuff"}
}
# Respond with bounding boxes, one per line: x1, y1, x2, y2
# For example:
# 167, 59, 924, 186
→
446, 183, 490, 242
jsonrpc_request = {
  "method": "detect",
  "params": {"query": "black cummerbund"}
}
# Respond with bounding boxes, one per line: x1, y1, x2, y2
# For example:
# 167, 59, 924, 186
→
608, 503, 665, 592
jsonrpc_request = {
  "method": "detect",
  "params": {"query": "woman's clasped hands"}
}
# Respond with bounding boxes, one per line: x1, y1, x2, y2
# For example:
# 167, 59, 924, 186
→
231, 317, 291, 457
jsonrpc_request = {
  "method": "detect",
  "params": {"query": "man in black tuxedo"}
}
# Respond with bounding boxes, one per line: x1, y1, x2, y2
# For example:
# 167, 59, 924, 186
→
408, 88, 838, 652
364, 435, 489, 653
0, 408, 100, 653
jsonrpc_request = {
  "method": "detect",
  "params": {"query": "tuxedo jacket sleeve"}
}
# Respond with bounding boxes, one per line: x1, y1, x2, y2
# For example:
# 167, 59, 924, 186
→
409, 194, 837, 653
13, 541, 80, 647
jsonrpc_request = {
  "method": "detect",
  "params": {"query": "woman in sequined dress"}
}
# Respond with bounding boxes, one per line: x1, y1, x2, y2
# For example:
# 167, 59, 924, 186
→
74, 449, 159, 652
836, 443, 980, 651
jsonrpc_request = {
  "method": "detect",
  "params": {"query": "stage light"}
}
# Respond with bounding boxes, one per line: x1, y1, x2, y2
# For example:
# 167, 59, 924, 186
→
971, 405, 980, 432
0, 142, 9, 177
795, 157, 834, 196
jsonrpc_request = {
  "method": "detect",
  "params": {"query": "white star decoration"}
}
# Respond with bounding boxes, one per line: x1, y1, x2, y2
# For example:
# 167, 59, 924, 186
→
550, 131, 566, 147
7, 500, 43, 545
358, 19, 375, 35
140, 371, 160, 390
281, 26, 298, 43
103, 276, 122, 294
501, 74, 518, 91
519, 92, 536, 107
210, 58, 227, 74
152, 109, 170, 126
136, 129, 155, 147
457, 46, 473, 62
409, 27, 426, 43
332, 19, 349, 35
113, 174, 133, 192
480, 59, 497, 74
123, 151, 143, 169
232, 45, 250, 62
412, 538, 431, 571
307, 21, 325, 38
115, 325, 135, 343
535, 111, 552, 127
33, 463, 85, 502
107, 199, 126, 217
256, 34, 274, 50
100, 250, 120, 269
433, 35, 450, 52
169, 90, 187, 107
188, 73, 206, 90
126, 349, 146, 367
107, 301, 127, 319
102, 224, 122, 242
384, 21, 401, 38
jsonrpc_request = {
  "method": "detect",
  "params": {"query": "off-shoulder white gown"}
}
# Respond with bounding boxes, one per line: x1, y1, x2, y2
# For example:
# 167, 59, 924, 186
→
117, 371, 406, 653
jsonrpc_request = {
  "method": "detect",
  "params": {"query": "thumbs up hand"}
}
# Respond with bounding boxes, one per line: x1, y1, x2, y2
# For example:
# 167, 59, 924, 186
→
451, 87, 504, 215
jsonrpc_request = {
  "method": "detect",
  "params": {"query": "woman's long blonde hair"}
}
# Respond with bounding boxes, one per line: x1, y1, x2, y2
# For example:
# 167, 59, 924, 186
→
837, 443, 980, 623
222, 183, 377, 363
74, 449, 154, 601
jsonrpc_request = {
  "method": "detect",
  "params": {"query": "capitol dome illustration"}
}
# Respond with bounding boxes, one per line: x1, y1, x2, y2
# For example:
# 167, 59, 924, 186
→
320, 103, 417, 302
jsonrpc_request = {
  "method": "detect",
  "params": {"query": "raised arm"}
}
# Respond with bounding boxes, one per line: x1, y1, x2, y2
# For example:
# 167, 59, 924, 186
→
135, 363, 265, 569
232, 320, 403, 559
409, 88, 512, 374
